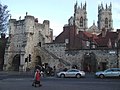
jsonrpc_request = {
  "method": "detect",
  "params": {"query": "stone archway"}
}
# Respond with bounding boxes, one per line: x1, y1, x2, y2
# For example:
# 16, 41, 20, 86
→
12, 54, 20, 71
35, 56, 42, 66
82, 52, 97, 72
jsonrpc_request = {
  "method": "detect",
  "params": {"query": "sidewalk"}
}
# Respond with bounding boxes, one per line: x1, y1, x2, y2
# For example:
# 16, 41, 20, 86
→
0, 71, 34, 80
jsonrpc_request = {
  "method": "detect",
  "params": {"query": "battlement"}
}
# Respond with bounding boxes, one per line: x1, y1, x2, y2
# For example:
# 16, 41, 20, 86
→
43, 20, 50, 25
98, 3, 112, 13
74, 1, 86, 12
9, 19, 16, 23
25, 15, 35, 20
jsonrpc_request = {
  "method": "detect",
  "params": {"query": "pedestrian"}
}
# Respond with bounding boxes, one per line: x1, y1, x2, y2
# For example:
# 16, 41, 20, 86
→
32, 69, 42, 87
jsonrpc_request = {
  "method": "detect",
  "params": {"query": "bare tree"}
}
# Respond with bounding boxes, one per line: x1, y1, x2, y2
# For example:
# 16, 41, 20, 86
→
0, 3, 10, 34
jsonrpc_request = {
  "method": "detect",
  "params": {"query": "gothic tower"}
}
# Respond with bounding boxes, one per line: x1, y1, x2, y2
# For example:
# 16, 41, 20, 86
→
97, 3, 113, 31
74, 1, 88, 34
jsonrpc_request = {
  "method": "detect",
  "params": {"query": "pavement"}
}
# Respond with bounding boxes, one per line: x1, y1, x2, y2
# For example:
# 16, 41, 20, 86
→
0, 71, 34, 80
0, 71, 95, 80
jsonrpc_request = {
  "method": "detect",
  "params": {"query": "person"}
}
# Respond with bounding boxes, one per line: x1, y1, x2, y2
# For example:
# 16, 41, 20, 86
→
32, 69, 42, 87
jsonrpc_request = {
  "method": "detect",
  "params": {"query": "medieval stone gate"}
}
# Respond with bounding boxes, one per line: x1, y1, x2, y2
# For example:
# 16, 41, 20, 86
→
82, 52, 97, 72
12, 54, 20, 71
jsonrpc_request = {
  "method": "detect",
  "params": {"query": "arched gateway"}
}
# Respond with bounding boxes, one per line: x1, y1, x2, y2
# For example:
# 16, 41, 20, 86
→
82, 52, 97, 72
12, 54, 20, 71
35, 56, 42, 66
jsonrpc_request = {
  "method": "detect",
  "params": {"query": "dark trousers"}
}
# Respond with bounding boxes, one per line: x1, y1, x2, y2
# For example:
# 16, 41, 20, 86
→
32, 80, 41, 87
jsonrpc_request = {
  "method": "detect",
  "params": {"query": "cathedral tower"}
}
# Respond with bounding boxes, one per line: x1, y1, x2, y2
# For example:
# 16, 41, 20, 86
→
97, 3, 113, 31
74, 1, 88, 34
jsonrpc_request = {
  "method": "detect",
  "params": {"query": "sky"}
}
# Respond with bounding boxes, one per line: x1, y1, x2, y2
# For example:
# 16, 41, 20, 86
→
1, 0, 120, 36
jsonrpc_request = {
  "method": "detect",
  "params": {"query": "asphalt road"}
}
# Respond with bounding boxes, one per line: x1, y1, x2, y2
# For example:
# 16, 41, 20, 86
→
0, 73, 120, 90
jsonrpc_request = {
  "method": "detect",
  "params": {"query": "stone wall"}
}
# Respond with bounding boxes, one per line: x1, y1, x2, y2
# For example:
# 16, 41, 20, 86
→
41, 43, 119, 71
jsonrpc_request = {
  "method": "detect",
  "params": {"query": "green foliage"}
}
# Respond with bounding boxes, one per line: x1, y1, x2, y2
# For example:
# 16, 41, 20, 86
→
0, 3, 10, 34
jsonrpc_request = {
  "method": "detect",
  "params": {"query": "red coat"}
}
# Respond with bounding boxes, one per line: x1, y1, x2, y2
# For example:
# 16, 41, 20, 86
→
35, 71, 41, 81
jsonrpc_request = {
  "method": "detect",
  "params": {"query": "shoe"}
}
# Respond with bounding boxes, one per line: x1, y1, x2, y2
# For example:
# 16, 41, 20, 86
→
39, 84, 42, 87
32, 83, 34, 86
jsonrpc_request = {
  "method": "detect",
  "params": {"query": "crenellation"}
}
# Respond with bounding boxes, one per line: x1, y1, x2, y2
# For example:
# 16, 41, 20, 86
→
4, 14, 53, 71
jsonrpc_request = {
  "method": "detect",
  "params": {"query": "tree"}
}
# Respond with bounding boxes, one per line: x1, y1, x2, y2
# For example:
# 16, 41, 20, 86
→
0, 3, 10, 34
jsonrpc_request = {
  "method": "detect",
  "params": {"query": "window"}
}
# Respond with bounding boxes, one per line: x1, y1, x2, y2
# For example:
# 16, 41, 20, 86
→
80, 17, 83, 27
105, 18, 108, 28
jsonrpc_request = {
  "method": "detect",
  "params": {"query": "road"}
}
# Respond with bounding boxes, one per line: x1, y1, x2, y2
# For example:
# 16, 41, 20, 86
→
0, 73, 120, 90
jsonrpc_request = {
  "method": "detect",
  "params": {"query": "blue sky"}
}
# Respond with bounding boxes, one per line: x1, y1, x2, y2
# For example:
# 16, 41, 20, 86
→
1, 0, 120, 36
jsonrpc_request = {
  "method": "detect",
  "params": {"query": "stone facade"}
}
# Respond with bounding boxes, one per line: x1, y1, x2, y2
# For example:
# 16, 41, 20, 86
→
41, 43, 119, 72
97, 3, 113, 31
4, 15, 53, 71
68, 2, 88, 33
3, 2, 120, 72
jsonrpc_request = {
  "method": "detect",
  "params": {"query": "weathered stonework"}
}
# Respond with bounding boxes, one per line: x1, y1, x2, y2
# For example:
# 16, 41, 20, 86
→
42, 43, 119, 71
3, 2, 120, 72
4, 15, 53, 71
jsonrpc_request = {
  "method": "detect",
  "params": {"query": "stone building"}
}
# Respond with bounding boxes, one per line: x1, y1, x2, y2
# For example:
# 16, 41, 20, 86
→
97, 3, 113, 31
53, 2, 120, 72
3, 2, 120, 72
3, 14, 53, 71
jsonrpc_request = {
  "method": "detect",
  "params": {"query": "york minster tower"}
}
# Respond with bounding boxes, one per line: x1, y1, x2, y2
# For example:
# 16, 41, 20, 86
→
68, 2, 88, 34
74, 2, 88, 33
97, 3, 113, 31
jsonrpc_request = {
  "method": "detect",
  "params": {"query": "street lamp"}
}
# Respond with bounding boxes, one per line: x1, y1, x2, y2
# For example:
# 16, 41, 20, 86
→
116, 40, 119, 68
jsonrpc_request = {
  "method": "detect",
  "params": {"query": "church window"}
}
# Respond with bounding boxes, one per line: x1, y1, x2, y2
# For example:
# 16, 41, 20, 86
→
105, 18, 108, 28
80, 17, 83, 27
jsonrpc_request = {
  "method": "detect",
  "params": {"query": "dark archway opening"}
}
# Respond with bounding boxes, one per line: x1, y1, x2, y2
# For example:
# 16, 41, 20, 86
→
12, 54, 20, 71
35, 56, 42, 66
99, 62, 107, 71
34, 56, 43, 72
83, 52, 97, 72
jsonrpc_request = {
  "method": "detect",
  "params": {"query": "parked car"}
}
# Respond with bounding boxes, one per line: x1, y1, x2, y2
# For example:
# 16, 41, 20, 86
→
57, 69, 85, 78
95, 68, 120, 78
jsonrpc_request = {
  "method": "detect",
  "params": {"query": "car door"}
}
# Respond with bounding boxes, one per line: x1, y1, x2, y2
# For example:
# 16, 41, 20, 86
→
66, 70, 76, 77
111, 69, 119, 77
104, 69, 113, 77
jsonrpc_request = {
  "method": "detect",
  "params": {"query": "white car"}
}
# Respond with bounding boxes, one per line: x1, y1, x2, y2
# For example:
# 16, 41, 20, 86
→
95, 68, 120, 78
57, 69, 85, 78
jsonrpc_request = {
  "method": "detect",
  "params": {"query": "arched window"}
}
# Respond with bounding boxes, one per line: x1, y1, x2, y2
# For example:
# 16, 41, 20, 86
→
105, 18, 108, 28
80, 17, 83, 27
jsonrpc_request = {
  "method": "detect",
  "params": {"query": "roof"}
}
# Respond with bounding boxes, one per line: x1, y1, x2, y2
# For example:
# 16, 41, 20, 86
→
54, 25, 118, 49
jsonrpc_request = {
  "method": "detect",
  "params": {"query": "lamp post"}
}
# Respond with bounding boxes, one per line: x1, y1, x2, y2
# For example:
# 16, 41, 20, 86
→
116, 40, 119, 68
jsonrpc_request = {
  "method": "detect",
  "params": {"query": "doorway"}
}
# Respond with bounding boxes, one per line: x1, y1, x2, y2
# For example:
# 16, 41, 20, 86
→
12, 54, 20, 71
83, 52, 97, 72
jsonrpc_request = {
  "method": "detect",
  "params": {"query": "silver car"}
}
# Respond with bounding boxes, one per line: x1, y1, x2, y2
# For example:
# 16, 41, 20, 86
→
95, 68, 120, 78
57, 69, 85, 78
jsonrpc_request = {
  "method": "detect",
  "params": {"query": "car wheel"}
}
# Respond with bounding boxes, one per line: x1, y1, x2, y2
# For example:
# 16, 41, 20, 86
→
119, 75, 120, 78
76, 74, 81, 78
99, 74, 104, 79
60, 74, 65, 78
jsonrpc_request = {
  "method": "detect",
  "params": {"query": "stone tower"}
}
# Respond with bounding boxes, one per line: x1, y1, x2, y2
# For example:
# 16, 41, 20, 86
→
97, 3, 113, 31
74, 1, 88, 33
3, 15, 53, 71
